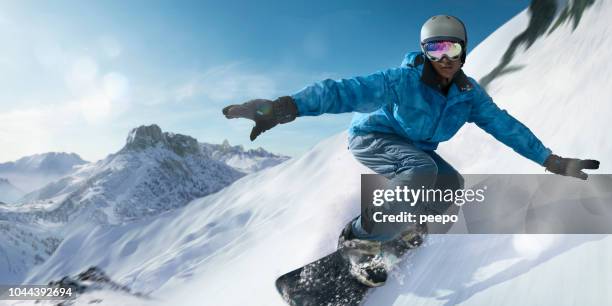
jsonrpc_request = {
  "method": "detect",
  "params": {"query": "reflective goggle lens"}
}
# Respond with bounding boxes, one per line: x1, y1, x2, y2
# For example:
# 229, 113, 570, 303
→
423, 41, 463, 61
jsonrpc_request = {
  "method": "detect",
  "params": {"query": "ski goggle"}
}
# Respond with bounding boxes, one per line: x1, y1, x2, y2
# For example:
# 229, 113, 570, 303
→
422, 41, 463, 62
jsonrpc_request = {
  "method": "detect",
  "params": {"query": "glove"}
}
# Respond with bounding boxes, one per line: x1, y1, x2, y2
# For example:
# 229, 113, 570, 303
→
544, 154, 600, 180
222, 96, 298, 141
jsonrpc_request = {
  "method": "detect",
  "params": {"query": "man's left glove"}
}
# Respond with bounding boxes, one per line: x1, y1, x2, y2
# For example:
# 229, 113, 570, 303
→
222, 96, 298, 141
544, 154, 600, 180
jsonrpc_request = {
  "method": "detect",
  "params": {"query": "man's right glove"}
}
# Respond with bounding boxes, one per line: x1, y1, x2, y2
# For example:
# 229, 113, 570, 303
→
544, 154, 600, 180
222, 96, 298, 141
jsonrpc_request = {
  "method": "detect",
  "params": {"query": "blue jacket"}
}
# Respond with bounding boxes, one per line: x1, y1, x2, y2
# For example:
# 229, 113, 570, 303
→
291, 52, 552, 165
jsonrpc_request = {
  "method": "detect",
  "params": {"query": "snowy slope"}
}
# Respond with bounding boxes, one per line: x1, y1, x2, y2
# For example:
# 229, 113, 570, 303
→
0, 152, 87, 193
5, 1, 612, 306
0, 221, 61, 285
438, 0, 610, 174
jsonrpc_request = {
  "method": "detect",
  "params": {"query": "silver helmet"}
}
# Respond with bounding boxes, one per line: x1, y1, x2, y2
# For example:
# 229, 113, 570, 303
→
420, 15, 467, 63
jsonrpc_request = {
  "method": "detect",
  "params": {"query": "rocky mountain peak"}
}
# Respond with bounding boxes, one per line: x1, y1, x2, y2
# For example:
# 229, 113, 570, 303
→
123, 124, 200, 156
125, 125, 164, 148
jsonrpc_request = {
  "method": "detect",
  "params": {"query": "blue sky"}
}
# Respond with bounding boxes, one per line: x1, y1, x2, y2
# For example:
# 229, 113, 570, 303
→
0, 0, 529, 162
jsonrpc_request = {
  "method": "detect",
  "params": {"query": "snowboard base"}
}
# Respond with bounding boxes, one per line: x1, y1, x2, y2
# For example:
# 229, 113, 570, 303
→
275, 250, 371, 306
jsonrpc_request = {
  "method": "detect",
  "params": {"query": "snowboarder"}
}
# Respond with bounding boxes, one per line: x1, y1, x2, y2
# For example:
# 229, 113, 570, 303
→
223, 15, 600, 288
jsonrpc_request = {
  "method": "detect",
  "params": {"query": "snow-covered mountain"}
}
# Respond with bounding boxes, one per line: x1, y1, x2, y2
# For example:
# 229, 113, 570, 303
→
6, 124, 245, 226
0, 152, 87, 194
3, 1, 612, 306
0, 125, 247, 285
0, 152, 87, 175
0, 221, 62, 285
201, 139, 290, 174
0, 177, 24, 204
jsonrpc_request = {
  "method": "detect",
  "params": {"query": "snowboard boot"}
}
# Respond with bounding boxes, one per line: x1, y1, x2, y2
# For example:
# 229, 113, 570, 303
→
382, 223, 427, 259
337, 221, 388, 287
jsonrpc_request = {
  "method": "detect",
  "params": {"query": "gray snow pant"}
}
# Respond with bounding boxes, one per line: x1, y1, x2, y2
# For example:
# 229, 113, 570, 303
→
349, 133, 464, 241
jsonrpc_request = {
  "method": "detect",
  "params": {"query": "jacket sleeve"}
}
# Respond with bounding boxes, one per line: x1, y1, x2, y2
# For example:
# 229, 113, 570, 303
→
469, 82, 552, 165
291, 68, 409, 116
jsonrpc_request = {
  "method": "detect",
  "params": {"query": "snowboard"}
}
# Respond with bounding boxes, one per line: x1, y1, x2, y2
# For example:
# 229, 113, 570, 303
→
275, 250, 371, 306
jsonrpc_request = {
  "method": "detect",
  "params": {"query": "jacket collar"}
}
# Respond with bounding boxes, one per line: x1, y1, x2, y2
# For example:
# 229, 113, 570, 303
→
420, 56, 473, 94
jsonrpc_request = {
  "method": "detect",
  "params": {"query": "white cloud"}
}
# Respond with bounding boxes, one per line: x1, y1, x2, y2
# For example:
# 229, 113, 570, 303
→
133, 61, 336, 108
174, 63, 278, 103
68, 56, 99, 85
98, 35, 122, 58
34, 39, 65, 70
103, 72, 130, 100
79, 93, 112, 123
75, 71, 130, 124
62, 56, 130, 124
73, 71, 130, 124
0, 106, 68, 161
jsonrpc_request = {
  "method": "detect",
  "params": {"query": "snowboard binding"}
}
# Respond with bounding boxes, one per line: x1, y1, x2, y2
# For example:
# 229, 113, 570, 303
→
337, 219, 428, 287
